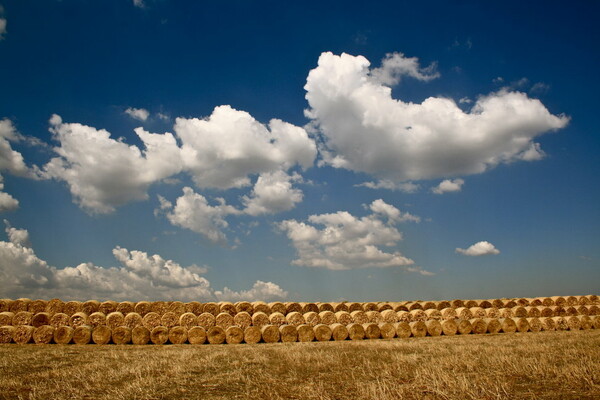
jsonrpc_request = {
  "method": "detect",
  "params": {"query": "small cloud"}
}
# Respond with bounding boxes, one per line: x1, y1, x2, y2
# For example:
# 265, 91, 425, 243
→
157, 112, 170, 121
456, 241, 500, 256
432, 178, 464, 194
133, 0, 145, 8
493, 77, 504, 84
356, 180, 420, 193
530, 82, 550, 95
459, 97, 472, 104
0, 18, 6, 41
124, 107, 149, 122
405, 266, 435, 276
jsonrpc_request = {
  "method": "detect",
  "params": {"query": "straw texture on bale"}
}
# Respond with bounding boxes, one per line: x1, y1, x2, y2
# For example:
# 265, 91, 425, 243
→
44, 299, 64, 315
346, 323, 365, 340
203, 302, 219, 316
407, 302, 423, 311
525, 307, 541, 318
470, 318, 487, 335
150, 301, 169, 315
285, 302, 302, 314
314, 324, 332, 342
318, 303, 334, 313
285, 311, 305, 327
484, 318, 501, 334
168, 326, 188, 344
455, 307, 473, 320
279, 325, 298, 343
243, 326, 262, 344
592, 316, 600, 329
297, 324, 315, 342
161, 312, 179, 328
134, 301, 152, 316
440, 319, 458, 336
436, 301, 452, 310
551, 306, 566, 316
552, 317, 568, 331
197, 312, 216, 329
215, 312, 235, 329
378, 322, 396, 339
233, 312, 252, 329
0, 312, 14, 326
150, 326, 169, 345
13, 325, 35, 344
186, 301, 204, 315
589, 305, 600, 315
72, 325, 92, 345
514, 318, 530, 332
393, 304, 408, 312
0, 299, 11, 313
440, 308, 457, 320
303, 311, 321, 327
110, 326, 132, 344
576, 296, 589, 305
252, 301, 270, 315
335, 311, 353, 325
50, 313, 69, 328
168, 301, 186, 315
0, 325, 15, 343
99, 301, 118, 315
235, 301, 253, 314
54, 326, 74, 344
409, 309, 426, 322
87, 312, 106, 328
538, 307, 553, 317
540, 317, 556, 331
499, 308, 513, 318
132, 326, 151, 345
456, 319, 472, 335
261, 325, 280, 343
394, 322, 412, 338
33, 325, 55, 344
117, 301, 135, 315
529, 298, 543, 307
499, 318, 517, 333
566, 296, 578, 306
330, 323, 349, 341
366, 311, 383, 323
503, 299, 517, 308
269, 302, 286, 315
10, 298, 31, 313
512, 306, 527, 318
397, 311, 411, 322
206, 326, 226, 344
575, 305, 589, 316
409, 321, 427, 337
565, 306, 578, 316
225, 326, 244, 344
587, 294, 599, 303
187, 326, 206, 344
578, 316, 593, 330
464, 300, 478, 308
516, 298, 530, 307
124, 312, 143, 329
268, 312, 286, 326
424, 309, 442, 320
477, 300, 493, 309
251, 312, 270, 328
32, 312, 51, 328
106, 312, 125, 330
527, 317, 542, 332
69, 312, 88, 328
450, 299, 465, 308
13, 311, 33, 326
425, 320, 443, 336
551, 296, 566, 307
381, 309, 398, 323
541, 297, 554, 307
362, 323, 381, 339
485, 307, 501, 319
469, 307, 486, 319
348, 302, 363, 313
301, 303, 319, 314
219, 302, 236, 316
28, 300, 47, 314
566, 316, 581, 330
92, 326, 112, 345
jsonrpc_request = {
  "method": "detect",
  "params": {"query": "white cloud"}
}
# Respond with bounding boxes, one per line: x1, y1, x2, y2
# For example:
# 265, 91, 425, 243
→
0, 223, 287, 301
4, 220, 31, 247
278, 199, 425, 271
242, 171, 304, 216
124, 107, 150, 122
305, 52, 569, 184
133, 0, 145, 8
456, 241, 500, 256
530, 82, 550, 95
0, 175, 18, 213
432, 178, 464, 194
0, 119, 33, 177
459, 97, 472, 104
0, 18, 5, 40
370, 52, 439, 86
355, 180, 420, 193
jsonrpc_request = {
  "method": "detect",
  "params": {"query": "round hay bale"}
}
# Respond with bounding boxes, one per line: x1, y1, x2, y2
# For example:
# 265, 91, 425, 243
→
397, 311, 411, 322
301, 302, 319, 314
362, 323, 380, 339
99, 301, 118, 315
409, 309, 426, 322
160, 312, 179, 328
285, 311, 305, 326
81, 300, 100, 315
378, 322, 395, 339
516, 298, 530, 307
33, 325, 55, 344
541, 297, 554, 306
317, 303, 334, 313
456, 319, 473, 335
550, 296, 566, 307
117, 301, 136, 315
575, 305, 589, 316
528, 298, 543, 307
409, 321, 427, 337
178, 313, 197, 330
551, 306, 566, 316
538, 306, 553, 317
512, 306, 527, 318
92, 326, 112, 344
243, 326, 262, 344
347, 323, 365, 340
295, 324, 314, 342
393, 304, 408, 312
314, 324, 332, 342
469, 307, 486, 319
527, 317, 542, 332
134, 301, 152, 316
503, 299, 517, 308
440, 308, 457, 320
332, 302, 349, 313
252, 301, 270, 314
514, 317, 530, 333
54, 325, 74, 344
499, 318, 517, 333
566, 316, 581, 330
88, 312, 107, 328
168, 326, 188, 344
28, 300, 47, 314
406, 302, 422, 311
381, 309, 398, 323
207, 326, 226, 344
378, 303, 393, 312
150, 301, 169, 315
592, 316, 600, 329
565, 296, 578, 306
469, 318, 487, 335
63, 301, 82, 316
485, 307, 500, 319
142, 312, 162, 330
335, 311, 353, 325
394, 321, 411, 338
455, 307, 473, 320
418, 301, 435, 311
464, 300, 478, 308
168, 301, 186, 315
540, 317, 556, 331
218, 302, 236, 316
0, 299, 11, 313
13, 325, 35, 344
10, 298, 31, 313
564, 306, 578, 316
476, 300, 492, 309
185, 301, 204, 315
132, 326, 151, 345
303, 311, 321, 327
440, 319, 458, 336
197, 312, 216, 329
124, 312, 143, 329
69, 312, 88, 328
32, 312, 51, 328
150, 326, 169, 345
347, 302, 363, 313
329, 323, 348, 341
72, 325, 92, 344
425, 320, 443, 336
586, 294, 599, 304
552, 316, 568, 331
0, 312, 14, 326
106, 312, 125, 330
318, 311, 336, 326
450, 299, 465, 308
235, 301, 254, 314
578, 316, 593, 330
261, 325, 280, 343
284, 302, 302, 314
525, 307, 541, 318
13, 311, 33, 326
251, 312, 270, 328
0, 326, 15, 343
268, 312, 286, 327
187, 326, 206, 345
215, 312, 234, 329
233, 311, 252, 329
362, 302, 377, 311
49, 313, 69, 328
435, 301, 451, 311
366, 311, 383, 323
489, 299, 503, 308
269, 302, 287, 314
588, 305, 599, 316
225, 326, 244, 344
279, 325, 298, 343
424, 309, 442, 321
499, 308, 513, 318
350, 310, 369, 324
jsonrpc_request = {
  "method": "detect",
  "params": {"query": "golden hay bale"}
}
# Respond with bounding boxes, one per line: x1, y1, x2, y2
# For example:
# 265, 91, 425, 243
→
62, 301, 82, 316
72, 325, 92, 345
378, 322, 395, 339
469, 318, 487, 335
279, 325, 298, 343
296, 324, 315, 342
301, 302, 319, 314
538, 306, 553, 317
578, 316, 593, 330
317, 303, 334, 313
551, 306, 566, 316
252, 301, 270, 315
243, 326, 262, 344
527, 317, 542, 333
440, 319, 458, 336
540, 317, 556, 331
168, 301, 186, 315
225, 326, 244, 344
456, 319, 473, 335
13, 311, 33, 326
477, 300, 493, 309
177, 312, 197, 330
450, 299, 465, 308
142, 312, 162, 330
329, 323, 349, 341
516, 298, 530, 307
347, 302, 363, 313
0, 312, 14, 326
268, 312, 286, 327
150, 326, 169, 345
332, 302, 349, 313
381, 309, 398, 323
215, 312, 234, 329
438, 308, 456, 321
124, 312, 143, 329
550, 296, 566, 307
285, 311, 305, 327
589, 305, 599, 316
424, 309, 442, 321
10, 298, 31, 313
586, 294, 599, 304
235, 301, 253, 314
197, 312, 216, 329
185, 301, 204, 315
134, 301, 152, 316
0, 326, 15, 343
345, 323, 364, 340
489, 299, 503, 308
485, 307, 501, 319
218, 302, 236, 316
54, 325, 74, 344
132, 326, 151, 345
563, 306, 577, 316
503, 299, 517, 308
406, 302, 423, 311
150, 301, 169, 315
207, 326, 226, 344
513, 306, 527, 318
362, 302, 377, 311
409, 321, 427, 337
88, 312, 107, 328
409, 309, 427, 322
233, 312, 252, 329
99, 301, 118, 315
261, 325, 280, 343
393, 304, 408, 312
425, 320, 443, 336
469, 307, 486, 319
251, 312, 270, 328
525, 307, 541, 318
528, 298, 542, 307
284, 302, 302, 314
335, 311, 353, 325
552, 316, 568, 331
464, 300, 477, 308
269, 302, 287, 315
168, 326, 188, 344
397, 311, 411, 322
566, 316, 581, 331
33, 325, 55, 344
45, 299, 64, 315
28, 300, 47, 314
106, 312, 125, 330
69, 312, 88, 328
362, 323, 380, 339
49, 313, 69, 328
514, 317, 530, 333
317, 311, 335, 326
499, 318, 517, 334
82, 300, 100, 315
565, 296, 578, 306
592, 316, 600, 329
417, 301, 434, 311
394, 322, 411, 338
92, 326, 112, 345
378, 303, 393, 312
350, 310, 368, 324
303, 311, 321, 327
499, 308, 513, 318
366, 311, 383, 323
13, 325, 35, 344
576, 305, 589, 316
187, 326, 206, 345
117, 301, 136, 315
0, 299, 11, 313
314, 324, 332, 342
161, 312, 179, 328
541, 297, 554, 307
435, 301, 452, 310
31, 312, 51, 328
455, 307, 473, 320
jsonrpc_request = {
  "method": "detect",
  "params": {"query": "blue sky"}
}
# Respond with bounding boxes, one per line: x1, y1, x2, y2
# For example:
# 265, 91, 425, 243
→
0, 0, 598, 302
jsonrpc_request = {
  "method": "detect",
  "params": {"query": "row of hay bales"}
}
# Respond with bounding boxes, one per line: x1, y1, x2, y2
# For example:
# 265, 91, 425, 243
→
1, 315, 598, 345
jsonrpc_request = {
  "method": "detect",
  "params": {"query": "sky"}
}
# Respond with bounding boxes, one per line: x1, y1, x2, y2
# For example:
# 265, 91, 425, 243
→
0, 0, 598, 302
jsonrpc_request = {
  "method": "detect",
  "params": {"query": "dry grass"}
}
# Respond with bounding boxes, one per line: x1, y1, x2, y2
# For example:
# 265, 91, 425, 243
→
1, 330, 597, 400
